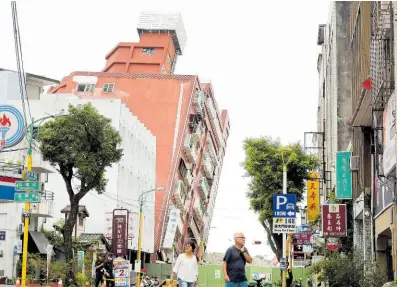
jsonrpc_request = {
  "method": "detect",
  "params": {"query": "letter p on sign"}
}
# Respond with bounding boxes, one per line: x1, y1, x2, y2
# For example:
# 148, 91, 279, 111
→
276, 196, 287, 209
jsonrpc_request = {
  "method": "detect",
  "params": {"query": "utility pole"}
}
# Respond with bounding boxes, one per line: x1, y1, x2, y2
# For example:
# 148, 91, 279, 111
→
136, 187, 163, 287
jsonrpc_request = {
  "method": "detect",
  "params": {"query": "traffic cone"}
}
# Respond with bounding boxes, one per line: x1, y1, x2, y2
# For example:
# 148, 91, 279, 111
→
15, 278, 20, 287
58, 278, 62, 287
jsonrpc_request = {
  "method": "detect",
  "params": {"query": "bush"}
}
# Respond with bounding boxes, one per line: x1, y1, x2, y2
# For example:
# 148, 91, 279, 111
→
311, 251, 388, 287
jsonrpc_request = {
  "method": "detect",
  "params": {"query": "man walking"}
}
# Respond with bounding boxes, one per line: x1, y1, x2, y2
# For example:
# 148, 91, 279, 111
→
222, 232, 253, 287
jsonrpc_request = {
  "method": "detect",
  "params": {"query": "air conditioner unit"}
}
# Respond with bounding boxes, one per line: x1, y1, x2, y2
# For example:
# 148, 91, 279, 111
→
350, 156, 360, 171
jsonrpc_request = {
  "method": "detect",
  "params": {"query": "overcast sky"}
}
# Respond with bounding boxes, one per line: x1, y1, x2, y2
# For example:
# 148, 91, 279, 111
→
0, 0, 329, 257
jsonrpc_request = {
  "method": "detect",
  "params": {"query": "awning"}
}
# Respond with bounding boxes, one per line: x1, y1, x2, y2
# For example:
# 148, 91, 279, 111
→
351, 89, 372, 127
29, 231, 50, 254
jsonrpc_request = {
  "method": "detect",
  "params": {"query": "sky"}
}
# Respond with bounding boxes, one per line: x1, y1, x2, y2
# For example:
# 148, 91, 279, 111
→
0, 0, 329, 257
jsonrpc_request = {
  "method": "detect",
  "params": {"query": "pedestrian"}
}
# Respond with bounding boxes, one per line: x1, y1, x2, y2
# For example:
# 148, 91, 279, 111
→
95, 253, 106, 287
222, 232, 253, 287
171, 241, 199, 287
104, 253, 115, 287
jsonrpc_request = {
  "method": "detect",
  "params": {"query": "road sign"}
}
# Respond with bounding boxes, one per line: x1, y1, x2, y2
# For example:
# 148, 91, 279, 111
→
279, 258, 287, 270
26, 171, 39, 181
273, 194, 297, 218
14, 192, 40, 203
15, 181, 40, 191
273, 217, 296, 233
295, 224, 310, 233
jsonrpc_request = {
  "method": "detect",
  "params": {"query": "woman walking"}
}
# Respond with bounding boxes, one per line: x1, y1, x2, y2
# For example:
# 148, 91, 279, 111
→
171, 241, 199, 287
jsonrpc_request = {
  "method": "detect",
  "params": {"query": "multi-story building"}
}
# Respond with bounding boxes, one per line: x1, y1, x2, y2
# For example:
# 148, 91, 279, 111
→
368, 1, 396, 281
317, 1, 396, 283
0, 69, 59, 279
316, 2, 353, 204
0, 93, 156, 276
47, 11, 230, 262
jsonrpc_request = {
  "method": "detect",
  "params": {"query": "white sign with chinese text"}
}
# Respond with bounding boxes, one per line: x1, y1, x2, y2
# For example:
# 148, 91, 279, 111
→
162, 206, 180, 249
272, 217, 296, 234
114, 258, 129, 287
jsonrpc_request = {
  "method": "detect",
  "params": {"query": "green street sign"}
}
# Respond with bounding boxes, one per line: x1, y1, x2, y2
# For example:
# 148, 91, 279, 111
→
15, 181, 40, 191
14, 192, 40, 203
26, 171, 39, 181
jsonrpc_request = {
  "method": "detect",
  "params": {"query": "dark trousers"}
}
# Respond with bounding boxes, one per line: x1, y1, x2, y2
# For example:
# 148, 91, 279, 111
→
95, 273, 104, 287
106, 273, 114, 287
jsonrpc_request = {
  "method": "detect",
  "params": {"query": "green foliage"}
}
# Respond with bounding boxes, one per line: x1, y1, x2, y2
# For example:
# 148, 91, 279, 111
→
311, 251, 388, 287
241, 137, 318, 259
36, 103, 123, 267
75, 273, 88, 287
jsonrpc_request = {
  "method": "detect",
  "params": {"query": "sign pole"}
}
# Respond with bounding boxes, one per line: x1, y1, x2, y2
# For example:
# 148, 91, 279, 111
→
282, 165, 287, 287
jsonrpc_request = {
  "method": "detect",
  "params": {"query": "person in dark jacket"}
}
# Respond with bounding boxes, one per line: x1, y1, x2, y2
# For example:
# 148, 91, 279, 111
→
95, 253, 106, 287
286, 269, 293, 287
104, 253, 115, 287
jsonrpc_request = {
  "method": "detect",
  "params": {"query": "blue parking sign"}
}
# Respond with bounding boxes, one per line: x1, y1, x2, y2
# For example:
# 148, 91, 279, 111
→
273, 194, 296, 218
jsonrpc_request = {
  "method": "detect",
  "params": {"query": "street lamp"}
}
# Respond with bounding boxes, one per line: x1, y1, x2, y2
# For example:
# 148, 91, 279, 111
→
136, 187, 163, 287
279, 147, 292, 287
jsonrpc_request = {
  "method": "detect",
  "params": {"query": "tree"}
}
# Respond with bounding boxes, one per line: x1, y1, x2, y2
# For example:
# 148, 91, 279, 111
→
241, 137, 318, 260
37, 103, 123, 263
311, 251, 388, 287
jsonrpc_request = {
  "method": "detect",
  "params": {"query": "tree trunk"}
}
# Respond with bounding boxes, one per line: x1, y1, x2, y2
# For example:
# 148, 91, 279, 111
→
262, 219, 283, 261
62, 198, 79, 287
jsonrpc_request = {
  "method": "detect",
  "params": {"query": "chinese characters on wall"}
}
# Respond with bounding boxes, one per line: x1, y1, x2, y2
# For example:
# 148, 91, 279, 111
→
336, 151, 353, 199
113, 214, 127, 257
322, 204, 347, 237
307, 172, 320, 222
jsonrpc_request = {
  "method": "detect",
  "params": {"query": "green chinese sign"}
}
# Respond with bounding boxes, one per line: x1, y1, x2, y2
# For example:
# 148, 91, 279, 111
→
336, 151, 352, 199
15, 181, 40, 191
14, 192, 40, 203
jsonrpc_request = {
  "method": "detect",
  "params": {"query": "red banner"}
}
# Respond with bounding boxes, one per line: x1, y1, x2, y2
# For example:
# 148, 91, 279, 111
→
292, 233, 312, 245
113, 214, 127, 257
322, 204, 347, 237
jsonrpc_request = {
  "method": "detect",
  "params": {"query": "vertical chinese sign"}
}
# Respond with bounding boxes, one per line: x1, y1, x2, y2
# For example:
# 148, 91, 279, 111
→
322, 204, 347, 237
336, 151, 352, 199
162, 206, 179, 249
307, 172, 320, 222
113, 214, 127, 257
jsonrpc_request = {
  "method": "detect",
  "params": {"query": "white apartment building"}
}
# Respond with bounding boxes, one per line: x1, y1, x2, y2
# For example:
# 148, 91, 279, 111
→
0, 90, 156, 278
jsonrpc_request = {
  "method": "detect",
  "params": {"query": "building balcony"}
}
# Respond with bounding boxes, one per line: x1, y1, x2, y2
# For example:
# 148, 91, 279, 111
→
30, 191, 54, 218
31, 148, 55, 174
193, 200, 205, 228
205, 138, 218, 164
206, 98, 223, 147
202, 153, 214, 179
174, 180, 187, 211
184, 169, 193, 188
194, 90, 206, 118
198, 177, 210, 200
189, 220, 201, 243
183, 134, 198, 163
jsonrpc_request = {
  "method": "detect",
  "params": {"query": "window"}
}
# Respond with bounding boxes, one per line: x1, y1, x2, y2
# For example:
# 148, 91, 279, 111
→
102, 83, 115, 93
77, 84, 95, 92
79, 216, 84, 227
179, 159, 187, 178
142, 48, 156, 55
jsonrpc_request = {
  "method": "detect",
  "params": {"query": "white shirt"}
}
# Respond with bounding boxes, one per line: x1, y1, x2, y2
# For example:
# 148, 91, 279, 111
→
172, 253, 198, 282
